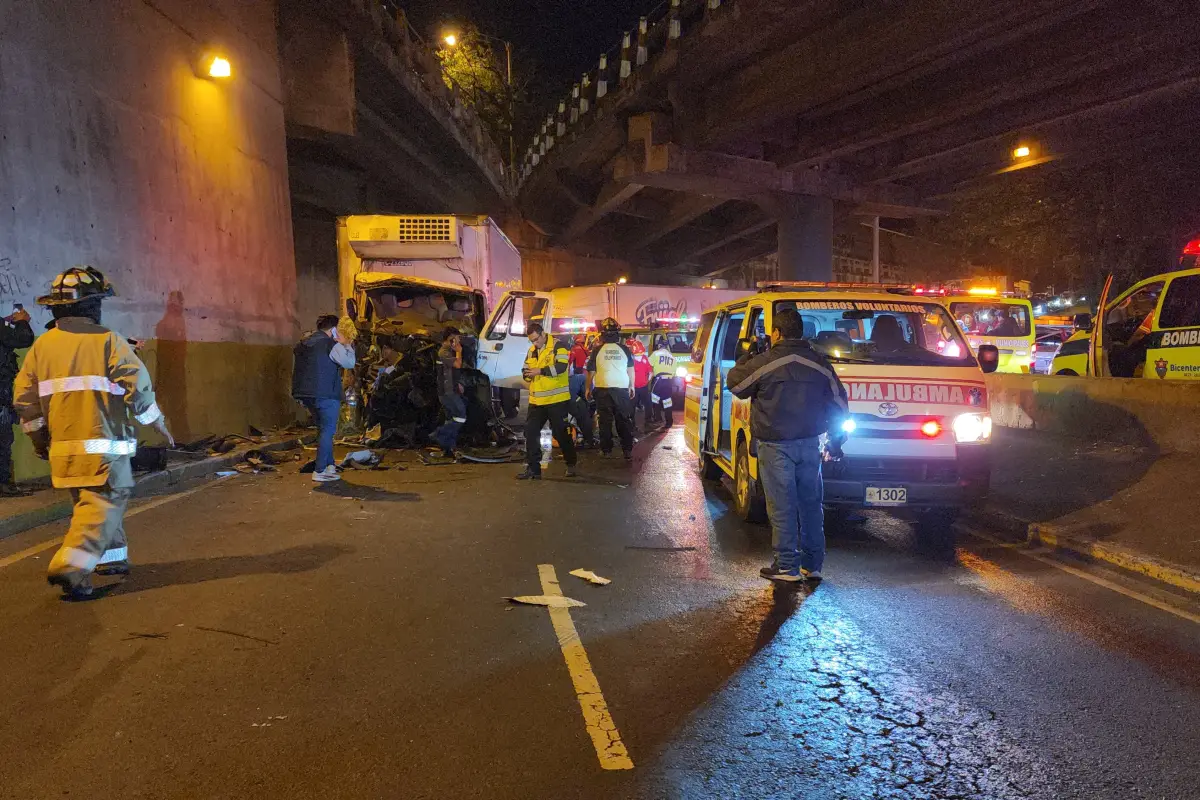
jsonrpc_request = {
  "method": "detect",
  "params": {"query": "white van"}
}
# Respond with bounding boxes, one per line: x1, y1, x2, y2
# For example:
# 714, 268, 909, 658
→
684, 284, 999, 525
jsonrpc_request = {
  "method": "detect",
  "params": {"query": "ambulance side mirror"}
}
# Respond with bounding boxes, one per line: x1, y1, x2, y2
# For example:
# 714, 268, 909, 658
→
977, 344, 1000, 374
1072, 312, 1092, 332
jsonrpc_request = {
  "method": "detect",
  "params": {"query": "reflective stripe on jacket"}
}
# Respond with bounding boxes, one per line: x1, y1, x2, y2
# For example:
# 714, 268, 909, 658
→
726, 338, 848, 442
524, 342, 571, 406
13, 318, 160, 489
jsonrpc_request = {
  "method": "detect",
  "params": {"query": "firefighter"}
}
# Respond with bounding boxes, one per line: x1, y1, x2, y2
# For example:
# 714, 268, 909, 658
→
567, 333, 596, 448
648, 336, 677, 429
518, 324, 578, 480
13, 266, 173, 599
585, 318, 636, 461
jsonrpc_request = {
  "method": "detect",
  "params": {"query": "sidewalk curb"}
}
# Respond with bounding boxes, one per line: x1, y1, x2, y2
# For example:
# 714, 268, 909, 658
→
1028, 522, 1200, 597
1, 436, 308, 542
961, 504, 1030, 539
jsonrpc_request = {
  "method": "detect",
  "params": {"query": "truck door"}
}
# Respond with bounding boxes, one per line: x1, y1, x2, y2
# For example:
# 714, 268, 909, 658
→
707, 307, 747, 463
477, 291, 552, 390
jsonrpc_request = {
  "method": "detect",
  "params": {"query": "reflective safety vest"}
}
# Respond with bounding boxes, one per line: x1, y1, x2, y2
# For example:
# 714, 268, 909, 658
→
13, 317, 161, 489
650, 348, 676, 378
524, 341, 572, 406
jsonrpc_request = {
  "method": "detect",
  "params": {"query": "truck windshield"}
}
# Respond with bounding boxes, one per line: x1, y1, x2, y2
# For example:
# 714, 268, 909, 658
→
949, 301, 1031, 337
773, 299, 975, 367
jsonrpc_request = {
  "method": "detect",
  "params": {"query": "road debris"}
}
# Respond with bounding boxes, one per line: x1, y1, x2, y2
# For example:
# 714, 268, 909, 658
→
507, 595, 587, 608
340, 450, 383, 470
569, 569, 611, 586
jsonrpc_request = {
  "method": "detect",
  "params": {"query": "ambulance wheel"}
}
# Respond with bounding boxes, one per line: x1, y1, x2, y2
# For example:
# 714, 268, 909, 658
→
500, 388, 520, 419
734, 439, 767, 524
1055, 369, 1078, 376
700, 453, 722, 481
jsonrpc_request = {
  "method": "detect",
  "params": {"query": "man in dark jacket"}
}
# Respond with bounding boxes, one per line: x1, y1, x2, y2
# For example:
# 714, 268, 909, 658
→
1, 305, 35, 496
292, 315, 356, 483
728, 308, 848, 583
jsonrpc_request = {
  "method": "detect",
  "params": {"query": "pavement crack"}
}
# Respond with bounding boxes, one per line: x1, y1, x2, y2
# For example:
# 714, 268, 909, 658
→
122, 632, 169, 641
195, 626, 279, 646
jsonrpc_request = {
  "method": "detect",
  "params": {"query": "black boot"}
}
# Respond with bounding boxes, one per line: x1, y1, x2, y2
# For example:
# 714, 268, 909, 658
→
47, 571, 94, 600
95, 560, 131, 577
516, 466, 542, 480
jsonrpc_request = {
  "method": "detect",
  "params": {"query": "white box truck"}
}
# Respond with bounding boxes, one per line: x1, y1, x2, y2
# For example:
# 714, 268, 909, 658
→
337, 214, 522, 318
477, 283, 751, 391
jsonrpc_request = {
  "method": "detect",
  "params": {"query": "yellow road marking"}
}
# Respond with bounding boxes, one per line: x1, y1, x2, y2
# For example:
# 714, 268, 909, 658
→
963, 528, 1200, 626
0, 476, 235, 570
537, 563, 634, 771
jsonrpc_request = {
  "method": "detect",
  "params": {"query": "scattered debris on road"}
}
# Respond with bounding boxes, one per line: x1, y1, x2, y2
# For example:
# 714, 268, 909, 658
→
569, 569, 611, 586
508, 595, 587, 608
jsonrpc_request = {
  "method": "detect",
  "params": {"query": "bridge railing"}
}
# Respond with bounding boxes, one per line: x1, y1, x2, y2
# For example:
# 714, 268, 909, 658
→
516, 0, 720, 188
343, 0, 512, 195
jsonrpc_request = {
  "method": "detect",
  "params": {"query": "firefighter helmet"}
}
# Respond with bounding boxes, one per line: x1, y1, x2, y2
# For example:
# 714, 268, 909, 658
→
599, 317, 621, 334
626, 338, 646, 356
37, 266, 115, 307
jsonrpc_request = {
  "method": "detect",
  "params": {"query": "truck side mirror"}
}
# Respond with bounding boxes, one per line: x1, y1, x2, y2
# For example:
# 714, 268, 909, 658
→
345, 297, 358, 320
1072, 312, 1092, 332
977, 344, 1000, 374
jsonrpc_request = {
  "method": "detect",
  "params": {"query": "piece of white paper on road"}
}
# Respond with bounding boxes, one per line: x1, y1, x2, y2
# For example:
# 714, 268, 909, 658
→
569, 569, 612, 586
508, 595, 587, 608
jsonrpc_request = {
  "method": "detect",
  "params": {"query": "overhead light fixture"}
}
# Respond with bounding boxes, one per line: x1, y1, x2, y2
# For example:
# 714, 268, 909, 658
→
443, 33, 458, 47
1012, 145, 1031, 160
197, 50, 233, 80
617, 276, 628, 285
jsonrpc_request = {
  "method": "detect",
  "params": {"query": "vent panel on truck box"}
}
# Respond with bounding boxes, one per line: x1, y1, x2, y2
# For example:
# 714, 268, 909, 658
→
394, 216, 454, 242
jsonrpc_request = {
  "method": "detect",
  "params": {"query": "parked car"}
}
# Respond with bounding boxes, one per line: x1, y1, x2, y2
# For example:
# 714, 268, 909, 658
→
1031, 328, 1073, 374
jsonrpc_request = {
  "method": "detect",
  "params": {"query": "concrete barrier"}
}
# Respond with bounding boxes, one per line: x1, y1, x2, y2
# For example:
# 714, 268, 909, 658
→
986, 373, 1200, 454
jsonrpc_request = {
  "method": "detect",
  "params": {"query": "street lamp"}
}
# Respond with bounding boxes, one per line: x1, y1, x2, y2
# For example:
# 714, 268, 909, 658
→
442, 28, 516, 184
197, 50, 233, 80
1012, 145, 1032, 160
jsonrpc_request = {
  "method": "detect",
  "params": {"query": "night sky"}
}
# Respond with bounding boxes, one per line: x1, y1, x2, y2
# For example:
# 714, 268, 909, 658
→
395, 0, 658, 97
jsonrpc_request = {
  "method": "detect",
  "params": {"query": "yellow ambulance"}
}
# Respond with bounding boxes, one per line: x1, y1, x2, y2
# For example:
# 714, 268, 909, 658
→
1052, 264, 1200, 379
942, 290, 1036, 373
684, 283, 998, 524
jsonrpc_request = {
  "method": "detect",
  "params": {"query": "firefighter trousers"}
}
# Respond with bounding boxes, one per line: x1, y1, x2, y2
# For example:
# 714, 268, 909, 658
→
47, 485, 131, 578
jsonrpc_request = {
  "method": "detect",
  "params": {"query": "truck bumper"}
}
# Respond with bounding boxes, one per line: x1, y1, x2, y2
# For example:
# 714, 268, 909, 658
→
821, 448, 990, 510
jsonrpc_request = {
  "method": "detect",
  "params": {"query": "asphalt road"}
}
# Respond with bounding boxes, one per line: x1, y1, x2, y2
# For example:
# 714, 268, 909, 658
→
1, 429, 1197, 799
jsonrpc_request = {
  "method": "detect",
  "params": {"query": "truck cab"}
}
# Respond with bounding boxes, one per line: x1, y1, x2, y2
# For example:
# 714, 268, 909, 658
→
684, 285, 997, 523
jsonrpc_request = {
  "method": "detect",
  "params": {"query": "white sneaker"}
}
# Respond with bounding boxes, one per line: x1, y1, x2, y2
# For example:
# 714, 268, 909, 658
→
312, 465, 341, 483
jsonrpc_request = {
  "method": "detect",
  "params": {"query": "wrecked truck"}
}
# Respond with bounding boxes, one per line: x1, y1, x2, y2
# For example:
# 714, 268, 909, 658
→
347, 273, 510, 450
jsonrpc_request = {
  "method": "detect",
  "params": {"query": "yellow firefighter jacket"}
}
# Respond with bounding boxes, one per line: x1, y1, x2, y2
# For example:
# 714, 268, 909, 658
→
13, 318, 161, 489
523, 341, 571, 406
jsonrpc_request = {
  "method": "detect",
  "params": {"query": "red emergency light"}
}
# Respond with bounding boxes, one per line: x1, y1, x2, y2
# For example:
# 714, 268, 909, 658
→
1184, 238, 1200, 257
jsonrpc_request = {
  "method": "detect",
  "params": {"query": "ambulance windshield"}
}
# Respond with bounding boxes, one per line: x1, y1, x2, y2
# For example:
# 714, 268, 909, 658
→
949, 302, 1031, 337
773, 299, 976, 367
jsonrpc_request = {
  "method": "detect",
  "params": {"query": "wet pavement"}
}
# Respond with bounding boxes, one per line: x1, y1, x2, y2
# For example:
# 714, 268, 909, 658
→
0, 428, 1197, 799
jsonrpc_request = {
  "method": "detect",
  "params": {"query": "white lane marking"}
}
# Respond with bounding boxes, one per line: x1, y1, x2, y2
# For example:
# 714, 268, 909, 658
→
962, 527, 1200, 626
536, 563, 634, 770
0, 476, 235, 570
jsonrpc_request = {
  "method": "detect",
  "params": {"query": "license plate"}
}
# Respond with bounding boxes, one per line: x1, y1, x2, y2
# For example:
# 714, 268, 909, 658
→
865, 487, 907, 507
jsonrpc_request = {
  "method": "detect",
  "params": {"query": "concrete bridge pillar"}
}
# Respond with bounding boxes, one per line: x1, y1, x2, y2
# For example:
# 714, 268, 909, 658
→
754, 193, 833, 282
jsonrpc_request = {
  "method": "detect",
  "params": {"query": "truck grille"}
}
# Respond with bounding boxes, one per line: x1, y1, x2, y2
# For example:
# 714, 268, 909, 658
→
831, 458, 957, 484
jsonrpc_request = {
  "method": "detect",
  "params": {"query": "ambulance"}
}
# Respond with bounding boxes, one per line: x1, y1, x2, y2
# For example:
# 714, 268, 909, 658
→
684, 283, 999, 524
942, 289, 1036, 373
1050, 261, 1200, 379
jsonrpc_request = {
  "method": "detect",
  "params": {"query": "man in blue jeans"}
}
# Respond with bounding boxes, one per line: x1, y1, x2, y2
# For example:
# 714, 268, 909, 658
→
728, 308, 848, 583
292, 315, 356, 483
432, 328, 466, 458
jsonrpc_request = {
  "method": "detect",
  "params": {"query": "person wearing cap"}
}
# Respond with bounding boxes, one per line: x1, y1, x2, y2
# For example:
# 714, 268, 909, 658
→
648, 335, 677, 429
13, 266, 173, 599
0, 303, 35, 497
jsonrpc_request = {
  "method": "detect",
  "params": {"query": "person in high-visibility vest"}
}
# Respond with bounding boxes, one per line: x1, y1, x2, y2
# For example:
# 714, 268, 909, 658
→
518, 323, 578, 480
648, 336, 677, 429
13, 266, 174, 599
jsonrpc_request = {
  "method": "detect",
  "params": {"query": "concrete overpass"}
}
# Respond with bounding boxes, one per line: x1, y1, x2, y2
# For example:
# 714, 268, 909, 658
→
516, 0, 1200, 280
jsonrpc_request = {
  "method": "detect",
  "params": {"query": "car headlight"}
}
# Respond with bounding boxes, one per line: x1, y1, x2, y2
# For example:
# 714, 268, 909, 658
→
841, 418, 856, 434
675, 366, 689, 378
952, 413, 992, 443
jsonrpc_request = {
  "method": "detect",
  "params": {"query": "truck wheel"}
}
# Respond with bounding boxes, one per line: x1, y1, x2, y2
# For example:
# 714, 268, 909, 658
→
734, 439, 767, 524
500, 388, 520, 419
1055, 369, 1079, 376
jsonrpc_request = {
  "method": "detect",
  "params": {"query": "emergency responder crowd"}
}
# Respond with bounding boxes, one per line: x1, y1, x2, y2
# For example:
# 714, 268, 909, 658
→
4, 266, 843, 598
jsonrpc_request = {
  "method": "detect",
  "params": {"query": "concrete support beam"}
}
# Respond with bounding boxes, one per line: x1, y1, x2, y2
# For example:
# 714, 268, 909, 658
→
626, 194, 726, 251
280, 7, 356, 136
755, 193, 833, 281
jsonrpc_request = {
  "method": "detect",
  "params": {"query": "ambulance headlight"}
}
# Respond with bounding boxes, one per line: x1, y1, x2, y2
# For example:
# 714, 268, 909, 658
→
841, 418, 856, 434
952, 413, 992, 443
675, 366, 689, 378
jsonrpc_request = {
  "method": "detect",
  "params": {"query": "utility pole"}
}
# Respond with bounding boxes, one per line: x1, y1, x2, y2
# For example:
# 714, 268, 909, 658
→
505, 40, 515, 186
872, 215, 881, 283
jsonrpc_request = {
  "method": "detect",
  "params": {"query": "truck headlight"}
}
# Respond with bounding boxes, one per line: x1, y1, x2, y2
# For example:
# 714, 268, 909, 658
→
675, 366, 689, 378
953, 413, 992, 443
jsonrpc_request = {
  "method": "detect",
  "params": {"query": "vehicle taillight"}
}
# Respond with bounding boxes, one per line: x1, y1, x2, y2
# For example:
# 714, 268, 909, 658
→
920, 420, 942, 438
